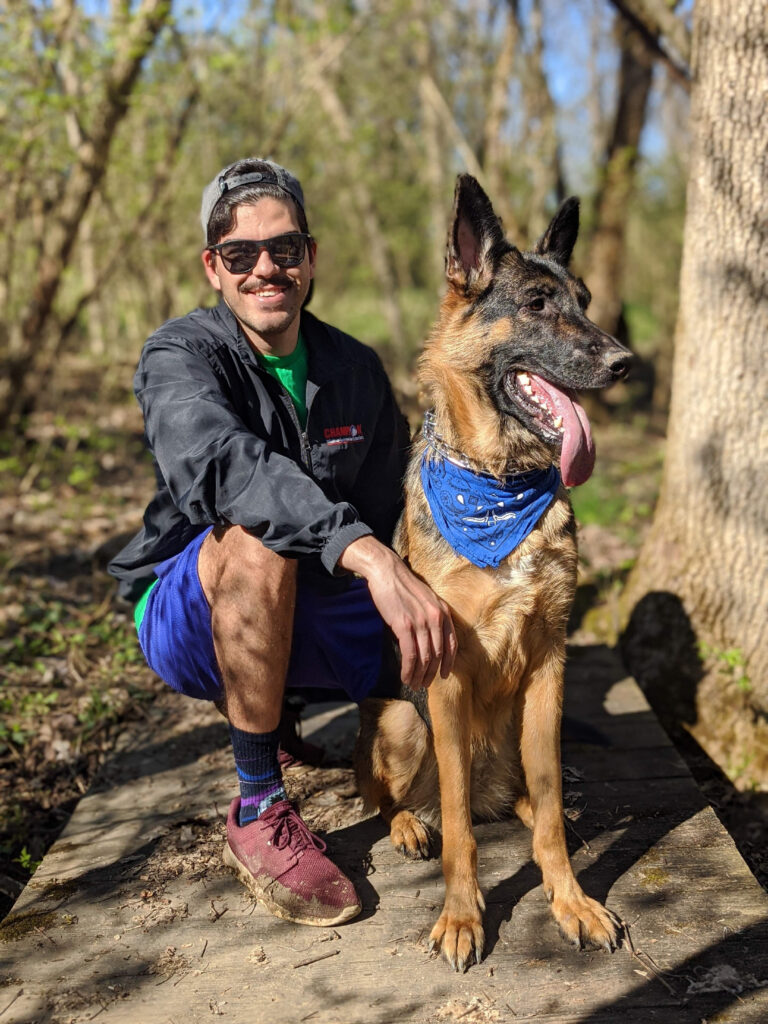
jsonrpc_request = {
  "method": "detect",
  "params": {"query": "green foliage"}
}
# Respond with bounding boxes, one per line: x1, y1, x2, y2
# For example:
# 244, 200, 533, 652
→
698, 642, 751, 694
13, 847, 41, 875
1, 596, 144, 674
77, 688, 119, 731
0, 690, 57, 718
0, 722, 30, 753
570, 428, 663, 543
314, 286, 438, 362
623, 157, 688, 363
623, 302, 660, 356
0, 0, 688, 401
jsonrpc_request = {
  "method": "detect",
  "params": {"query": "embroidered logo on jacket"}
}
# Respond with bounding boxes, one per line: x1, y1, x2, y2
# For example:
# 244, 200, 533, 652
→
324, 423, 365, 446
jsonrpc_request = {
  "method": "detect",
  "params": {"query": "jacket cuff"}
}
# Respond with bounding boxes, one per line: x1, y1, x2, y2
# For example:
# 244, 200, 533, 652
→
321, 522, 374, 576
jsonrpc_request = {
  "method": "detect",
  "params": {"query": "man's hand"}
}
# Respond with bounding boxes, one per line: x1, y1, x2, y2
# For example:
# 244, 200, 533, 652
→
339, 535, 457, 691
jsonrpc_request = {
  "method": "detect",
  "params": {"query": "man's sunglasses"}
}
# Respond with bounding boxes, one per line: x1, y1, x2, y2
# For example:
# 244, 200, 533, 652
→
207, 232, 312, 274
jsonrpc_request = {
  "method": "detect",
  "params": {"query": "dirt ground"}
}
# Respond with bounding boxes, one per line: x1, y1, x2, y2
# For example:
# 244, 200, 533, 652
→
1, 356, 766, 921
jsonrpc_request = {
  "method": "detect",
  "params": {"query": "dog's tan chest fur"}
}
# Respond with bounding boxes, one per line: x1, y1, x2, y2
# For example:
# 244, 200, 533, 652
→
405, 494, 576, 708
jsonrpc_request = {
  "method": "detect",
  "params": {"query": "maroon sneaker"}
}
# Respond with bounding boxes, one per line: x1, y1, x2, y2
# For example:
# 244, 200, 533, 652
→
223, 798, 361, 926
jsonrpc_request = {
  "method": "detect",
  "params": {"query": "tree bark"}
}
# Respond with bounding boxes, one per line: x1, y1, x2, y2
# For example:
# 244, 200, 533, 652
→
585, 14, 655, 338
415, 9, 450, 293
521, 0, 565, 242
482, 0, 521, 240
623, 0, 768, 777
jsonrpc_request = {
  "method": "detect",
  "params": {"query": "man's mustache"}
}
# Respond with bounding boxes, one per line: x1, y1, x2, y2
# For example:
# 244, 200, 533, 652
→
241, 277, 294, 293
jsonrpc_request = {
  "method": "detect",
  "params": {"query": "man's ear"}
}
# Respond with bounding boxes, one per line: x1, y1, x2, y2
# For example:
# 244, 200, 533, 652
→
202, 248, 223, 292
445, 174, 506, 294
533, 196, 580, 268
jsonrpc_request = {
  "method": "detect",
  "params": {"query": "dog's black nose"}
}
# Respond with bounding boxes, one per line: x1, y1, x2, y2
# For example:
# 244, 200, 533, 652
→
608, 352, 633, 381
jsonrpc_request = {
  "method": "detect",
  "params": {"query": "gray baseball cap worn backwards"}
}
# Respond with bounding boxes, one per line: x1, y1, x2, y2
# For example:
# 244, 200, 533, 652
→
200, 159, 305, 237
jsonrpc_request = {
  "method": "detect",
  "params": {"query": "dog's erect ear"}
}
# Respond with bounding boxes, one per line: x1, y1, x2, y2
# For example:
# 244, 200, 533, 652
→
446, 174, 506, 293
534, 196, 580, 267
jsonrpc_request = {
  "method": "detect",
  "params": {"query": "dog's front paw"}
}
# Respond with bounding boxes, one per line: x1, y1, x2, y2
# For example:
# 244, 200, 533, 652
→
428, 889, 486, 972
550, 890, 621, 952
389, 810, 432, 860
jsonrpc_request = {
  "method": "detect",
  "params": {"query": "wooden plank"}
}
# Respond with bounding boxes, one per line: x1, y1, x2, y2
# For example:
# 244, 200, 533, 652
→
2, 651, 767, 1024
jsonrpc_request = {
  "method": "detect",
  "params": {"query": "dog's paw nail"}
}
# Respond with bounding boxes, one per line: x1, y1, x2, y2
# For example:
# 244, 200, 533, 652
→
427, 939, 437, 953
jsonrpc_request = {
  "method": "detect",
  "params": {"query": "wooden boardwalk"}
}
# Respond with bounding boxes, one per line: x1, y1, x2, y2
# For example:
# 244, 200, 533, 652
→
2, 644, 767, 1023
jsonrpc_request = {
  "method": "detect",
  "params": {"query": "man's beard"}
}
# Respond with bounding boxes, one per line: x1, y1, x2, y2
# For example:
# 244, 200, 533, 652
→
236, 276, 303, 336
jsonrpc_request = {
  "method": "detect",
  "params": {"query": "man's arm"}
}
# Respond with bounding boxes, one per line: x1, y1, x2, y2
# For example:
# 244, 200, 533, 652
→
338, 535, 457, 691
136, 333, 372, 563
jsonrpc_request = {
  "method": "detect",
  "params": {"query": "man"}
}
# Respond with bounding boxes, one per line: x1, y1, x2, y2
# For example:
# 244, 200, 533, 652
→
109, 158, 456, 927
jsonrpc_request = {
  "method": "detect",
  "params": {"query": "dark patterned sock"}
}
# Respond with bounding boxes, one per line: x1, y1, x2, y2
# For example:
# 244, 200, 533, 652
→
229, 724, 287, 826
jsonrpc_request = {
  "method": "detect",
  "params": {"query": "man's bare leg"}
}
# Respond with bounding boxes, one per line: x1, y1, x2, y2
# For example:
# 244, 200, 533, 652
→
198, 525, 296, 732
197, 525, 361, 926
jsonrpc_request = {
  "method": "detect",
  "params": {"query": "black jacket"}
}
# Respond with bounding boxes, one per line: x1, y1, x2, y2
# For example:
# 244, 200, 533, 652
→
108, 303, 410, 600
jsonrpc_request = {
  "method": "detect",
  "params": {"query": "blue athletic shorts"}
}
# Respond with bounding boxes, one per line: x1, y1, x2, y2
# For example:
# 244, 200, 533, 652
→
136, 527, 387, 704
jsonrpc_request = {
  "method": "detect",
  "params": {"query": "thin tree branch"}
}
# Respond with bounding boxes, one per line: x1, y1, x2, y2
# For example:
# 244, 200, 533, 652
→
609, 0, 691, 88
2, 0, 172, 423
259, 11, 370, 157
19, 0, 172, 344
56, 83, 200, 345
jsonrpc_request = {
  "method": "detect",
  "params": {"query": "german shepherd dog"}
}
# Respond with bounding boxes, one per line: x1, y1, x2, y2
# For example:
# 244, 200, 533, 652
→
355, 175, 632, 972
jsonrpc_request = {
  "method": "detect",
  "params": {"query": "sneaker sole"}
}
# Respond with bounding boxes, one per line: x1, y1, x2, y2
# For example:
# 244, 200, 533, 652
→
222, 842, 362, 927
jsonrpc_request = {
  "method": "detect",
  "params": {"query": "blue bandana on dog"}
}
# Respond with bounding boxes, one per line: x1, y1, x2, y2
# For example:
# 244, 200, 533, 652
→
420, 454, 561, 569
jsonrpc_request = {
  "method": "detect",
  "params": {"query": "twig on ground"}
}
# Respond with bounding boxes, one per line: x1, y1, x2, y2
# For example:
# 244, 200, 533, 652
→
209, 899, 228, 921
565, 816, 591, 852
34, 925, 56, 945
292, 949, 340, 969
0, 989, 23, 1018
622, 919, 677, 997
455, 1006, 476, 1020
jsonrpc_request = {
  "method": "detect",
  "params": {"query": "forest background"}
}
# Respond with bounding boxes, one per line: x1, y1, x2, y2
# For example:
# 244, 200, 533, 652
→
1, 0, 764, 919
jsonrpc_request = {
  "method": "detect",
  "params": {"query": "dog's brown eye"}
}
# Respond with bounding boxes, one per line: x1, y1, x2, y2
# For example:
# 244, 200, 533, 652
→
527, 297, 545, 312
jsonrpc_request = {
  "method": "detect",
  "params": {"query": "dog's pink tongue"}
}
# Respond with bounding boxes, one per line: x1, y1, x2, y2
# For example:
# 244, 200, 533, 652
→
529, 374, 595, 487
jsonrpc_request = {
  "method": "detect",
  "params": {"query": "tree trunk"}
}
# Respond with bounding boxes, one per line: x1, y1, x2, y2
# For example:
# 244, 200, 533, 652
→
415, 10, 449, 293
79, 213, 105, 356
482, 0, 520, 241
521, 0, 565, 242
622, 0, 768, 782
307, 70, 407, 358
585, 14, 655, 338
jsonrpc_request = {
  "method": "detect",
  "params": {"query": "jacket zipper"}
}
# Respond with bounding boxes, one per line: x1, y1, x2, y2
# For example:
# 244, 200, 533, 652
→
249, 347, 314, 470
300, 429, 311, 467
276, 384, 312, 470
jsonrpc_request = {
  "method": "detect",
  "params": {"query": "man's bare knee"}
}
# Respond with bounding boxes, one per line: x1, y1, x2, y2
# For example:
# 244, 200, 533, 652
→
198, 526, 296, 610
198, 527, 296, 732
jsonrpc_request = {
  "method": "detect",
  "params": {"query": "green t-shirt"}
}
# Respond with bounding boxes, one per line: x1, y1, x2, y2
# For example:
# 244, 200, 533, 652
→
134, 332, 310, 625
134, 577, 158, 630
256, 331, 309, 429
